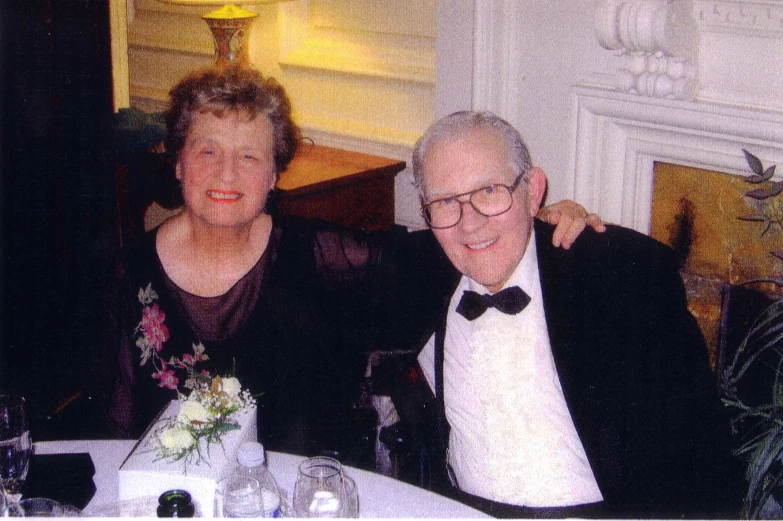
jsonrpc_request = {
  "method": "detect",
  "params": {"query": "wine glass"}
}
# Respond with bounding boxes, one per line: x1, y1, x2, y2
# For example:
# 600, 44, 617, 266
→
1, 488, 8, 516
292, 456, 346, 518
0, 394, 31, 500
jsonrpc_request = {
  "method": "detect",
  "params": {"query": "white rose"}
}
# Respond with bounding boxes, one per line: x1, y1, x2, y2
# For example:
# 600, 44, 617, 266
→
220, 377, 242, 398
178, 400, 213, 424
159, 427, 195, 452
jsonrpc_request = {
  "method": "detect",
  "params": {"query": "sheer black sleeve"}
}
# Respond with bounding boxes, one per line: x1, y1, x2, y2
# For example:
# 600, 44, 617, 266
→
305, 220, 459, 356
312, 225, 386, 290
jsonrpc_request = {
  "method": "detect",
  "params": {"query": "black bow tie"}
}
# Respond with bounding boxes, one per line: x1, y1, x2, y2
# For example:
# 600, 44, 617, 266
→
455, 286, 531, 321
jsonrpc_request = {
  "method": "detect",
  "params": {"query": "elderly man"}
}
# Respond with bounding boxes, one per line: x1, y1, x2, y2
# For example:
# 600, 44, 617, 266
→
385, 111, 739, 518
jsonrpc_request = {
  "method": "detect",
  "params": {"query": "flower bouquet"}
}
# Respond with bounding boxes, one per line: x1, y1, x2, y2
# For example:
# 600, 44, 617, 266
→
150, 374, 255, 466
118, 365, 257, 517
719, 150, 783, 518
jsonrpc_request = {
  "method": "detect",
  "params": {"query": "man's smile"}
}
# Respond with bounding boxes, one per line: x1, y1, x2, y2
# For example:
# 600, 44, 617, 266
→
466, 239, 497, 250
206, 190, 243, 202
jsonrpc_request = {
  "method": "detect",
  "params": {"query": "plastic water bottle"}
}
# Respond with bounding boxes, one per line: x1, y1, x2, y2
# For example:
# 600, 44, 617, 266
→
220, 475, 264, 518
236, 442, 281, 518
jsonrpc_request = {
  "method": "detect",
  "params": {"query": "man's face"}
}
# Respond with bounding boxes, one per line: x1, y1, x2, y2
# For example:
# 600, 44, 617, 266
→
422, 128, 546, 293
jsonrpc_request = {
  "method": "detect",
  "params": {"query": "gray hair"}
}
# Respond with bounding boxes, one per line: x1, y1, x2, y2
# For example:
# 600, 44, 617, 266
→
411, 111, 533, 201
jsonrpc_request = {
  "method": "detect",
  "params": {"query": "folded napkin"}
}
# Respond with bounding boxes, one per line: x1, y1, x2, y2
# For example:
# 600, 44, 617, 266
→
21, 453, 96, 509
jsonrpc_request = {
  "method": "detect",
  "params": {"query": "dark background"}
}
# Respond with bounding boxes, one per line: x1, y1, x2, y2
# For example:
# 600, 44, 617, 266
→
1, 0, 117, 435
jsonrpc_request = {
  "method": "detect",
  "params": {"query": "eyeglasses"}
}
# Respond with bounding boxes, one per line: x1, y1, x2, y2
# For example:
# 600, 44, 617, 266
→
421, 174, 524, 229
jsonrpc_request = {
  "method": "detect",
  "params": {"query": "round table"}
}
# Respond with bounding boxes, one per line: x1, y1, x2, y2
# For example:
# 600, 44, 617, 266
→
34, 440, 488, 518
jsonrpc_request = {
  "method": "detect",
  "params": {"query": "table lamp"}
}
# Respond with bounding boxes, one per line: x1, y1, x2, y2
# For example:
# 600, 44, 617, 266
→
157, 0, 293, 65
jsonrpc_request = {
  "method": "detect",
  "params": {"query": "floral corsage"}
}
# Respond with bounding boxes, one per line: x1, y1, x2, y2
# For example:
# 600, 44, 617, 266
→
151, 373, 255, 466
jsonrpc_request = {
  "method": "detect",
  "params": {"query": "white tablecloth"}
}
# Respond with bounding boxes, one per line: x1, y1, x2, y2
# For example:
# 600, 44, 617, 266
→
34, 440, 488, 518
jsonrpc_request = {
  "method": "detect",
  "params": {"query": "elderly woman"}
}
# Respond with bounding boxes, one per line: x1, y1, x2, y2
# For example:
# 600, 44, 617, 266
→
106, 64, 600, 457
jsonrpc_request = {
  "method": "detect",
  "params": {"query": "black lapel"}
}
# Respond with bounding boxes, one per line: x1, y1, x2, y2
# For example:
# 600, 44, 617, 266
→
534, 221, 631, 505
534, 221, 584, 408
433, 312, 449, 446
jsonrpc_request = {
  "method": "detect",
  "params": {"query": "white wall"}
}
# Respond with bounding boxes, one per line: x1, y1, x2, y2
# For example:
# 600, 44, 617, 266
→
472, 1, 615, 205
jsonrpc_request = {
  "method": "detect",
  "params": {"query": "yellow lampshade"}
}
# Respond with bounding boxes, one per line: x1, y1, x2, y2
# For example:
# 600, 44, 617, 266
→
157, 0, 291, 5
202, 5, 258, 20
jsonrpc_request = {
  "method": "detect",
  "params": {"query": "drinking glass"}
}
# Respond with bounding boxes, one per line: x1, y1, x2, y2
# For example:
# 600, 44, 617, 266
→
292, 457, 346, 518
9, 498, 64, 517
342, 475, 359, 518
1, 488, 8, 516
0, 394, 31, 498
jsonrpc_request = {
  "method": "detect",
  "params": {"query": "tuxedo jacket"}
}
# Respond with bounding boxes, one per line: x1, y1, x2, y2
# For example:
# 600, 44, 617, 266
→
380, 220, 741, 519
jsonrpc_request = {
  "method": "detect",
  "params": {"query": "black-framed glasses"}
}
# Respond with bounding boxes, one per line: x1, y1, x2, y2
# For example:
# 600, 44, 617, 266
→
421, 174, 524, 229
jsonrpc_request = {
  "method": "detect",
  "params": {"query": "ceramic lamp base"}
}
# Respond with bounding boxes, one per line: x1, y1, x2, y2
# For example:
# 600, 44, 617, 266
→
202, 4, 258, 65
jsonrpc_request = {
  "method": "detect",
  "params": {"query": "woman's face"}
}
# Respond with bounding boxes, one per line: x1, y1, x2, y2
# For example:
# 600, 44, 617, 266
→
176, 110, 276, 229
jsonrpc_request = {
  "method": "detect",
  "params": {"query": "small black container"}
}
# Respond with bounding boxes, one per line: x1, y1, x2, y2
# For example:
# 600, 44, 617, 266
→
157, 489, 195, 517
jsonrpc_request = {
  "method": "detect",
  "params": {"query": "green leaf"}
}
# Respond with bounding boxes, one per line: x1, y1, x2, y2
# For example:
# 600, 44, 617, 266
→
744, 149, 765, 176
214, 422, 241, 434
768, 181, 783, 197
746, 429, 783, 504
746, 188, 775, 200
745, 165, 777, 184
725, 301, 783, 387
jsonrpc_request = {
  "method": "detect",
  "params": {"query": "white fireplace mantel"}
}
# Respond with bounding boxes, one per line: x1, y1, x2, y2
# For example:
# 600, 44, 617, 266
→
572, 86, 783, 234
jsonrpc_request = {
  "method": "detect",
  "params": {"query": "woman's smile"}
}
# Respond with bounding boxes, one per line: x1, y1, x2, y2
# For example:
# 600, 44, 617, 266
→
207, 189, 243, 203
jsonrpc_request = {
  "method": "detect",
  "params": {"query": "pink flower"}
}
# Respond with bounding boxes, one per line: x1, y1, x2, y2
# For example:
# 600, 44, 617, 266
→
153, 367, 179, 390
169, 358, 185, 369
182, 354, 195, 366
140, 304, 170, 352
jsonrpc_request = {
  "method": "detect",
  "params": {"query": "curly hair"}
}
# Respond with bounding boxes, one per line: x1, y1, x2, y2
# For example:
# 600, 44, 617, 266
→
164, 63, 300, 174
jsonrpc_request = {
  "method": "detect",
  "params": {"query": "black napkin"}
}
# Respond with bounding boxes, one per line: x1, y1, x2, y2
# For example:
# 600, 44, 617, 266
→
21, 453, 96, 510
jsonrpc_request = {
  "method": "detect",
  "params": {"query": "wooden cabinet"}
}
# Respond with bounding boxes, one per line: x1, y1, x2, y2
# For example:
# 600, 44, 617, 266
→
276, 144, 406, 231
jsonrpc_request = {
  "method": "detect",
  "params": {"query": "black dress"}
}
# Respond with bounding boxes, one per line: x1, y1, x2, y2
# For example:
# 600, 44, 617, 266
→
106, 215, 387, 457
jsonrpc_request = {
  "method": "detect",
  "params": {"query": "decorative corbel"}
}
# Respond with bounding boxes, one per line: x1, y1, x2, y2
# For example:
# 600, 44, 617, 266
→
595, 0, 699, 100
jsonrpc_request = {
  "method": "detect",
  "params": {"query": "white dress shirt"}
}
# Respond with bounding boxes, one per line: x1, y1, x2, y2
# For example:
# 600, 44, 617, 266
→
418, 231, 603, 507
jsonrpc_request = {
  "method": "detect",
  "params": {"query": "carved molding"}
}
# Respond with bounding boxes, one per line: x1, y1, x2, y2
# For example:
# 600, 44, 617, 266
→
594, 0, 699, 100
571, 86, 783, 233
696, 0, 783, 38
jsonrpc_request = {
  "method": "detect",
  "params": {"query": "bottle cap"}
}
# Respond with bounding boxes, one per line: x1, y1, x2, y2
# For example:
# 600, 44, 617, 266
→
157, 490, 195, 518
237, 441, 265, 467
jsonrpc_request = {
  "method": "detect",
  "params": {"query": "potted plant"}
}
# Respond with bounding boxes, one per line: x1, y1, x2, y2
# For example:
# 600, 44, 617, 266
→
720, 150, 783, 519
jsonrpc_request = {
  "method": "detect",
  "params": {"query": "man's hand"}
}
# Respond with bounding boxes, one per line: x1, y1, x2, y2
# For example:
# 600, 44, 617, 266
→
538, 200, 606, 249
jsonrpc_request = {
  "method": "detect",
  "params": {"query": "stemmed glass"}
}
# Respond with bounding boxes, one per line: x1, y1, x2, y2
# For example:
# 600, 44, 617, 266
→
1, 488, 8, 516
292, 456, 347, 518
0, 393, 31, 501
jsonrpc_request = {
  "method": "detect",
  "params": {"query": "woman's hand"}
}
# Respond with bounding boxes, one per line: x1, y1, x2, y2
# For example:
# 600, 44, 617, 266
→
537, 200, 606, 249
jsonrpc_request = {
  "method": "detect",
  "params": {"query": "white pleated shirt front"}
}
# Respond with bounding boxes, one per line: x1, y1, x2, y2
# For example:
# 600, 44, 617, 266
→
418, 232, 603, 507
